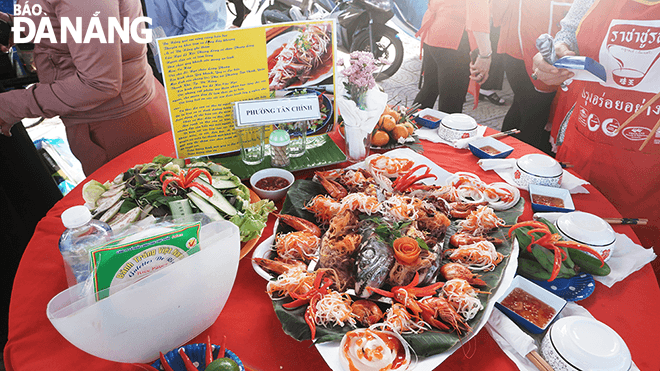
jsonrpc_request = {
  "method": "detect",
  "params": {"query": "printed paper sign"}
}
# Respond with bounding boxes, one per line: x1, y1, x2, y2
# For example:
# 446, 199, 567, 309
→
234, 94, 321, 127
158, 20, 336, 159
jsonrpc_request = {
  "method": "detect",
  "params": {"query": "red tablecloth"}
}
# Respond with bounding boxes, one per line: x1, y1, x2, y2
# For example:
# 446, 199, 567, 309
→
5, 129, 660, 371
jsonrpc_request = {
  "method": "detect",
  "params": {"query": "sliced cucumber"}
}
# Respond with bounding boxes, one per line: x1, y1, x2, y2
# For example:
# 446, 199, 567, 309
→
211, 176, 239, 190
187, 192, 223, 221
190, 179, 238, 216
99, 199, 124, 223
94, 192, 124, 214
109, 207, 142, 231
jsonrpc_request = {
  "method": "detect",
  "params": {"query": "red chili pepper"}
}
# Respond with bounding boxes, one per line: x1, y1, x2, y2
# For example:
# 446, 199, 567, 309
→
159, 352, 175, 371
159, 170, 179, 182
188, 181, 215, 197
184, 168, 203, 185
393, 164, 429, 188
178, 348, 198, 371
395, 173, 437, 192
206, 335, 214, 366
218, 335, 227, 359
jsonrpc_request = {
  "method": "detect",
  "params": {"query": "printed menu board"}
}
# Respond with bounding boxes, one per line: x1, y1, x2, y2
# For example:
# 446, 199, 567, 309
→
158, 20, 336, 159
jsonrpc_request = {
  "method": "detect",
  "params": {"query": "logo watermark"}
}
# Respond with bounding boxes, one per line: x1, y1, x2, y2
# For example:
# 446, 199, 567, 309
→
13, 3, 152, 44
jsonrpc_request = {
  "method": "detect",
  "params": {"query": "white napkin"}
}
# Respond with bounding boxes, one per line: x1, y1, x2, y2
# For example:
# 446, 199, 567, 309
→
336, 80, 388, 159
486, 309, 538, 371
533, 212, 657, 288
478, 158, 590, 194
488, 302, 641, 371
416, 124, 487, 146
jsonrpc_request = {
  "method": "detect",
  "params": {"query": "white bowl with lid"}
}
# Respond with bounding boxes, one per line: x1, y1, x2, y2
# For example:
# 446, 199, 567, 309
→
540, 316, 632, 371
555, 211, 616, 262
437, 113, 478, 142
513, 154, 563, 188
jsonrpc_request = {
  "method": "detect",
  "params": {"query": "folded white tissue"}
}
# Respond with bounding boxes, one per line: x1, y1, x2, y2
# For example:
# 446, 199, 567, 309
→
416, 124, 487, 147
533, 212, 657, 288
478, 158, 590, 194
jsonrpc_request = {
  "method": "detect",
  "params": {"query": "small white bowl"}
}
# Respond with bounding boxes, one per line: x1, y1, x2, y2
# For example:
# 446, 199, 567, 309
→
555, 211, 616, 262
249, 168, 295, 201
529, 184, 575, 213
495, 275, 567, 334
437, 113, 478, 142
540, 316, 632, 371
468, 136, 514, 159
513, 154, 563, 188
414, 108, 447, 129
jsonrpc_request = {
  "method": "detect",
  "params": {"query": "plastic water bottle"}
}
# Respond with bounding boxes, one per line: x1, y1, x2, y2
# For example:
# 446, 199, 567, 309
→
59, 205, 112, 287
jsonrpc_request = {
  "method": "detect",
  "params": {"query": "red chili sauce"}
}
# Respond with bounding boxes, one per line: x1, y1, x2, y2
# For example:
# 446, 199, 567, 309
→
500, 287, 556, 329
422, 115, 440, 122
478, 145, 501, 155
531, 194, 565, 208
255, 176, 290, 191
342, 330, 407, 371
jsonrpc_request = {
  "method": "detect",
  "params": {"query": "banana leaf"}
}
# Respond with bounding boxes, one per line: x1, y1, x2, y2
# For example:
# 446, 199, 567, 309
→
271, 179, 525, 357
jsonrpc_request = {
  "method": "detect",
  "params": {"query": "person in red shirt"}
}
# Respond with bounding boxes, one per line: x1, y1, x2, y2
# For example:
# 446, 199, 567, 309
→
533, 0, 660, 281
413, 0, 492, 114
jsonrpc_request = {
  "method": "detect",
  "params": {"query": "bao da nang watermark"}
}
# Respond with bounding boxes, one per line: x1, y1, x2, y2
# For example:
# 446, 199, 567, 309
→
13, 3, 152, 44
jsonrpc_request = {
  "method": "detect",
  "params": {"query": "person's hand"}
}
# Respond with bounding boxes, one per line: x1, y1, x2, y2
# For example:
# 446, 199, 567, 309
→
0, 117, 14, 136
555, 42, 575, 59
470, 56, 491, 84
532, 51, 574, 86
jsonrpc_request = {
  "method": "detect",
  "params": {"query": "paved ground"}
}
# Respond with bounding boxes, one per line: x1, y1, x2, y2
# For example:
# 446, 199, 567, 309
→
377, 30, 513, 131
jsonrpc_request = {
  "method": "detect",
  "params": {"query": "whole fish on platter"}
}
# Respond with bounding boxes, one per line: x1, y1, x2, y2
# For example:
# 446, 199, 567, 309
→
353, 221, 395, 298
268, 23, 332, 91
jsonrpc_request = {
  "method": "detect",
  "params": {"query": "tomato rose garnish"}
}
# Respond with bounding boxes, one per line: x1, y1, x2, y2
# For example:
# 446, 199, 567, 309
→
392, 236, 420, 265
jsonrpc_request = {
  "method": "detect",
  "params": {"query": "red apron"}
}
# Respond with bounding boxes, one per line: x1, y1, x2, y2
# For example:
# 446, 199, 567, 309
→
556, 0, 660, 249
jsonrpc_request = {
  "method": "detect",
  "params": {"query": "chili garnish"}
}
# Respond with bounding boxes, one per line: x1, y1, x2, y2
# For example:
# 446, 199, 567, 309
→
392, 236, 421, 265
206, 335, 214, 366
159, 352, 175, 371
178, 347, 198, 371
392, 164, 437, 192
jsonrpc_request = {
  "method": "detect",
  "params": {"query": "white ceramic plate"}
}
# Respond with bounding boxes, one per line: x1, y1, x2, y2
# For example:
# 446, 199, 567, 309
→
316, 149, 519, 371
348, 147, 453, 185
316, 239, 519, 371
251, 234, 276, 281
267, 30, 334, 90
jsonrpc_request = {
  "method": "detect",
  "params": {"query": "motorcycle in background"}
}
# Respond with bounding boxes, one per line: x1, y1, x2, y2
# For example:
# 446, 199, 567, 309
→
259, 0, 404, 81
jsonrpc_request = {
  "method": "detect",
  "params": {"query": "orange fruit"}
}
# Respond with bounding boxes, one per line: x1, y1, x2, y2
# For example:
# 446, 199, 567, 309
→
380, 114, 396, 132
392, 125, 409, 141
402, 122, 415, 135
384, 106, 401, 122
371, 130, 390, 147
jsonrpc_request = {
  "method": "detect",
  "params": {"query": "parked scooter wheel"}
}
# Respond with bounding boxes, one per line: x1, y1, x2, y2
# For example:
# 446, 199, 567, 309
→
350, 27, 404, 81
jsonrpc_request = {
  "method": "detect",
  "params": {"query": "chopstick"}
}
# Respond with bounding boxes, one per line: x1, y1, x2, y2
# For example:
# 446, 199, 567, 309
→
603, 218, 648, 225
489, 128, 520, 139
614, 90, 660, 135
639, 116, 660, 151
526, 350, 555, 371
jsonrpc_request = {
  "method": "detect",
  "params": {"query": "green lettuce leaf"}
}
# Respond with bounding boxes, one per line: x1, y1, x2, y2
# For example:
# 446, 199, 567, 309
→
270, 180, 525, 357
230, 199, 276, 242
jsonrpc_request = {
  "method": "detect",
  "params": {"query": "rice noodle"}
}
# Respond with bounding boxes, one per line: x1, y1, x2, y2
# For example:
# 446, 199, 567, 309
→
314, 291, 357, 328
446, 240, 504, 271
442, 279, 484, 321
